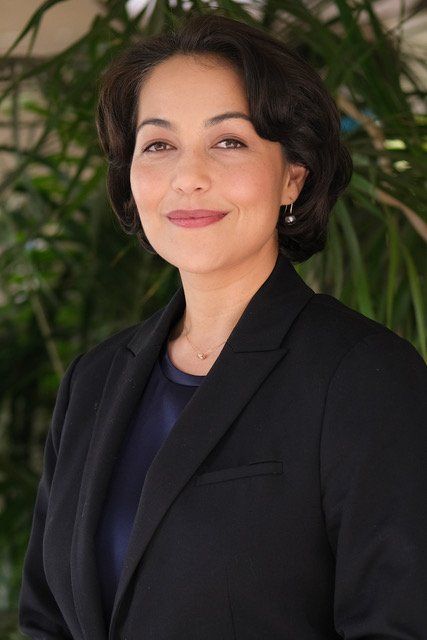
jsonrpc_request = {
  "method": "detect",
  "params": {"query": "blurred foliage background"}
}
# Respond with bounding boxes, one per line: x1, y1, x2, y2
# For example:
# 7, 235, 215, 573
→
0, 0, 426, 636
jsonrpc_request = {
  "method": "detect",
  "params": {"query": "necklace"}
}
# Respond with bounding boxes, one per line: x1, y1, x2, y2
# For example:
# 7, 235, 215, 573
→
184, 324, 228, 360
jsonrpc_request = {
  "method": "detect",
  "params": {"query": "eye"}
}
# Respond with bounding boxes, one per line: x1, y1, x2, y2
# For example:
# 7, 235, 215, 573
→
216, 138, 246, 149
142, 141, 172, 153
141, 138, 246, 153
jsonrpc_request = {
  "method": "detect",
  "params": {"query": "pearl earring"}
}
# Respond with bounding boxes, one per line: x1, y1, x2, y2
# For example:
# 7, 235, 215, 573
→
283, 202, 296, 224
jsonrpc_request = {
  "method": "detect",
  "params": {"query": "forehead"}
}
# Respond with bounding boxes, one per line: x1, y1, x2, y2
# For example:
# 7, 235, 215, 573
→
136, 54, 248, 116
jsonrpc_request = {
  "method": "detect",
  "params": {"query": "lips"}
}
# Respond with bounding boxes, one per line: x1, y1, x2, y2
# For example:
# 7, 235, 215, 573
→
166, 209, 228, 220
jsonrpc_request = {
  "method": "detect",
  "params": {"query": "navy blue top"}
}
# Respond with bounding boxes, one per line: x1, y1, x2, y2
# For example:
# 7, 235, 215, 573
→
94, 340, 206, 626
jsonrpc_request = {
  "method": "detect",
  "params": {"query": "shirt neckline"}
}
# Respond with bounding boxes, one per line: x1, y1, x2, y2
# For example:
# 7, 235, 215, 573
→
159, 340, 206, 386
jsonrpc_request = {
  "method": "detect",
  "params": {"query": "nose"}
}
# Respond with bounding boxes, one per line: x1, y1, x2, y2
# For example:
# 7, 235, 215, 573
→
170, 154, 212, 194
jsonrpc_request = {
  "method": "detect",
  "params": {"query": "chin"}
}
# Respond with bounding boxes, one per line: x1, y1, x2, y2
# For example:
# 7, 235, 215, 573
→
163, 251, 229, 275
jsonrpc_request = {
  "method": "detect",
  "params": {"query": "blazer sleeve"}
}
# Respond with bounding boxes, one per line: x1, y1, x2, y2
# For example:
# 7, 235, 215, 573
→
320, 331, 427, 638
18, 352, 83, 640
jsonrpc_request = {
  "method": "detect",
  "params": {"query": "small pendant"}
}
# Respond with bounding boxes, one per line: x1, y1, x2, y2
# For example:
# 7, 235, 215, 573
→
197, 352, 207, 360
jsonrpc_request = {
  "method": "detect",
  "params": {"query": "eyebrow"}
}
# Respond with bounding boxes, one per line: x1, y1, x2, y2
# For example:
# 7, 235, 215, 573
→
135, 111, 252, 135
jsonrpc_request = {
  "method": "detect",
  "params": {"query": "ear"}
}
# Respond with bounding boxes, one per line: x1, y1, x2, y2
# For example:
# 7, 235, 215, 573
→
281, 163, 309, 205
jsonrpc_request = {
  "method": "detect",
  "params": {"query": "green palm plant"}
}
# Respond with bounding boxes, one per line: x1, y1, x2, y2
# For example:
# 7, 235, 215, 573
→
0, 0, 426, 635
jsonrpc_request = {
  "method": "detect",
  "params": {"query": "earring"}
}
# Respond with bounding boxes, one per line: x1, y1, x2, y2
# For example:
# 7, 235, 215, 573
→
283, 202, 296, 224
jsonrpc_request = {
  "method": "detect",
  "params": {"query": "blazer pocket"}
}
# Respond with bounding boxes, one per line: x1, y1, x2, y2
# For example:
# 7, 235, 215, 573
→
195, 460, 283, 486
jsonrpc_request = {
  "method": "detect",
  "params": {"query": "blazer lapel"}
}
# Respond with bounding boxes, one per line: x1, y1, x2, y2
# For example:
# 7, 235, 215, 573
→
70, 288, 186, 640
70, 252, 315, 640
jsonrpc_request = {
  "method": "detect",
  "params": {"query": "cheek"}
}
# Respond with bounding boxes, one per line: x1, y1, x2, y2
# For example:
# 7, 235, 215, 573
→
232, 164, 272, 201
130, 161, 156, 204
233, 169, 279, 216
129, 162, 143, 202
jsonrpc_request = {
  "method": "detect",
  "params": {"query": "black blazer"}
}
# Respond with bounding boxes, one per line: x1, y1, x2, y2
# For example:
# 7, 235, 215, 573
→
18, 252, 427, 640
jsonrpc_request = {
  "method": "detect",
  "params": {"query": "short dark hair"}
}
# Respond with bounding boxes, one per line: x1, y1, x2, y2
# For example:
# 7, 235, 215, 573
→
96, 13, 353, 263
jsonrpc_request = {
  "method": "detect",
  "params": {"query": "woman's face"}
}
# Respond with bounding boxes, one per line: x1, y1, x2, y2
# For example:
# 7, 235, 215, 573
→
130, 54, 305, 274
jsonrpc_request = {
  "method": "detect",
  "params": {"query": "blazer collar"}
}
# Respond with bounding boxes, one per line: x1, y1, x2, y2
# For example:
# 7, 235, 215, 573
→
126, 250, 315, 356
71, 251, 316, 640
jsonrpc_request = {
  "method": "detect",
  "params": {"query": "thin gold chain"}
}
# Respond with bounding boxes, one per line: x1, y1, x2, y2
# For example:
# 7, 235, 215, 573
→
184, 324, 228, 360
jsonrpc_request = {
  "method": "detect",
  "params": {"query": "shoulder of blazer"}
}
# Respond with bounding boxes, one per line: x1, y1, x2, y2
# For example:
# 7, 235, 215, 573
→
290, 291, 425, 371
307, 292, 388, 335
70, 305, 166, 380
298, 291, 402, 345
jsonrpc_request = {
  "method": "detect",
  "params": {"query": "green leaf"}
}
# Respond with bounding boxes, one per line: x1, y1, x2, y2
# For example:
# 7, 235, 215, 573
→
399, 241, 426, 359
1, 0, 70, 59
334, 199, 375, 319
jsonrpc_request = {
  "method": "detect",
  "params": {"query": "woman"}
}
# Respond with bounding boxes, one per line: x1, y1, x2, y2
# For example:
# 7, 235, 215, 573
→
18, 13, 427, 640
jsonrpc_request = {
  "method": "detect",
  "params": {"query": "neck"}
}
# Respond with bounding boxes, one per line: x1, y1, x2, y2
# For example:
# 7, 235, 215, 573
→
172, 242, 279, 348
